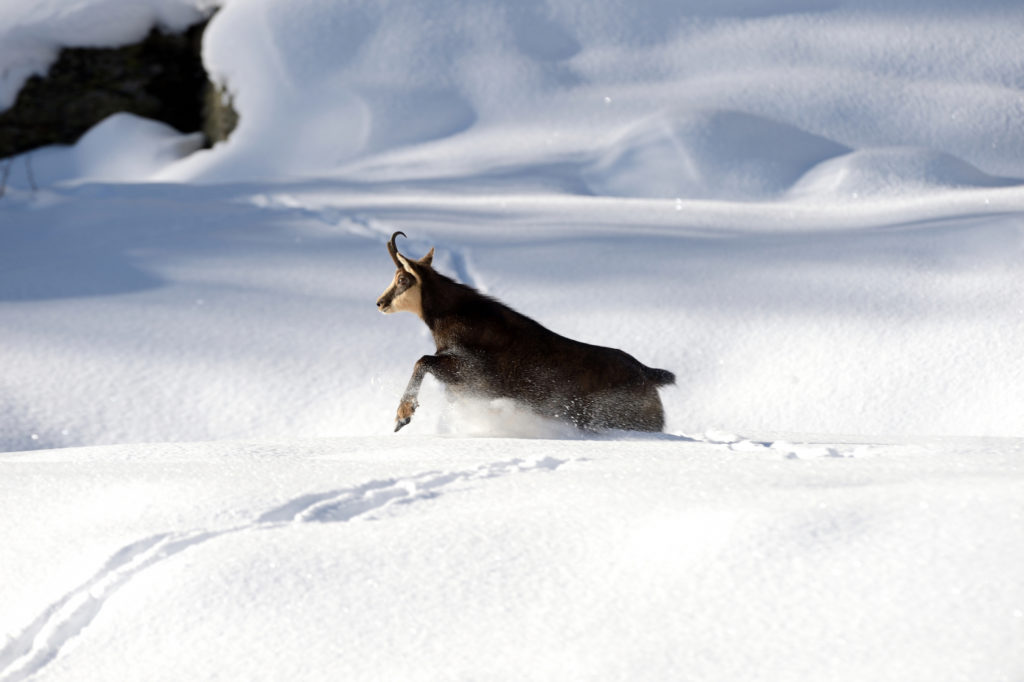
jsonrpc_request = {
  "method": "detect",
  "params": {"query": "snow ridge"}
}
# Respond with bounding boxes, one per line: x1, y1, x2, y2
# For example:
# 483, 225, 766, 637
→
0, 455, 568, 682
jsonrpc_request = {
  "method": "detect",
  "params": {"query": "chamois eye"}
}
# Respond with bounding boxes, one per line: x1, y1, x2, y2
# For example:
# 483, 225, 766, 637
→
398, 275, 411, 286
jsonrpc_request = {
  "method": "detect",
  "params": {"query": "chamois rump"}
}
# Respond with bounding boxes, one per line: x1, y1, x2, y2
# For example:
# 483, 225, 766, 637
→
376, 232, 675, 432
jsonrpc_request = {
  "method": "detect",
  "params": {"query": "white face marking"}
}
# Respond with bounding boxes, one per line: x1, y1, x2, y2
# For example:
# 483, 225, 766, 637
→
378, 266, 423, 318
387, 280, 423, 317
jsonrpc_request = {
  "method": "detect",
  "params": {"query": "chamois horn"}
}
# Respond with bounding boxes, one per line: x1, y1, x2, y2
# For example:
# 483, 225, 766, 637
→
387, 231, 407, 268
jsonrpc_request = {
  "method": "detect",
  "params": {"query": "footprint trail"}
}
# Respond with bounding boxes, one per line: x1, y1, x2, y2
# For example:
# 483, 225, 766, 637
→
0, 456, 569, 682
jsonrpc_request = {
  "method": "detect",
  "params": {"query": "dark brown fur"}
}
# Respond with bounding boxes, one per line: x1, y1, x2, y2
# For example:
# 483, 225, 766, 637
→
377, 232, 675, 432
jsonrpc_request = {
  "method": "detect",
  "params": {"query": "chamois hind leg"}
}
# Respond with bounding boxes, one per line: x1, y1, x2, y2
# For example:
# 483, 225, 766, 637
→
639, 389, 667, 431
590, 387, 665, 432
395, 353, 460, 432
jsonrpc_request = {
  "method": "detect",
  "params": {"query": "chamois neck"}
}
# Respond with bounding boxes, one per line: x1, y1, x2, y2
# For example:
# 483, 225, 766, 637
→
420, 272, 481, 329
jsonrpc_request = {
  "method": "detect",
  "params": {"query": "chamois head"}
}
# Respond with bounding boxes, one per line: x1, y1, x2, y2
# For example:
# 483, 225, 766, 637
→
376, 231, 434, 318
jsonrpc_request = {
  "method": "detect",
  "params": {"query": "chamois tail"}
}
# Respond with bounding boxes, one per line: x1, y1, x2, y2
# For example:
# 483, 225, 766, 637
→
644, 366, 676, 386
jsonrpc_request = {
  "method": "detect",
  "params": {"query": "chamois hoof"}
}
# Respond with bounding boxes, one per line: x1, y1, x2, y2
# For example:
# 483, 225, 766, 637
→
395, 398, 417, 432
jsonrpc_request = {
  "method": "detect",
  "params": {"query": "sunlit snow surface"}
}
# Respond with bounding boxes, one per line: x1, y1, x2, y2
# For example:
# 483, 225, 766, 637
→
2, 0, 1024, 680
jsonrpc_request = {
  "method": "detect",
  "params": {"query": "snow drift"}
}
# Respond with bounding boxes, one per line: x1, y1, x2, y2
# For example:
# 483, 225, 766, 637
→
582, 110, 853, 200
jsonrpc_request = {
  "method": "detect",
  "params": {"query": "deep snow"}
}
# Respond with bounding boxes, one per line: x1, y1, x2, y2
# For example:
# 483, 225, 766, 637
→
3, 0, 1024, 680
3, 436, 1023, 682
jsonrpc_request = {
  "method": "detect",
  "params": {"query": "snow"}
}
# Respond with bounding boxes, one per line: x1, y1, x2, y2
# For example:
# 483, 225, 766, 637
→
5, 114, 205, 187
4, 437, 1024, 681
3, 0, 1024, 680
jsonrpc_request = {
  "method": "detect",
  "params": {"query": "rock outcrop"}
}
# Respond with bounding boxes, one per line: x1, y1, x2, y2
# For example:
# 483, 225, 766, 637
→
0, 16, 237, 159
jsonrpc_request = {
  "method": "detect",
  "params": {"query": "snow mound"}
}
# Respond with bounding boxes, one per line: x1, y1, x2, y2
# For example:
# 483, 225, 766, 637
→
162, 0, 490, 181
790, 147, 1023, 199
581, 111, 1023, 202
582, 110, 850, 200
78, 113, 201, 183
2, 113, 204, 189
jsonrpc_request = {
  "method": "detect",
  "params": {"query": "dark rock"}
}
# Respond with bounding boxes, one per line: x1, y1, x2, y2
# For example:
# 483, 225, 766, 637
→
0, 16, 238, 159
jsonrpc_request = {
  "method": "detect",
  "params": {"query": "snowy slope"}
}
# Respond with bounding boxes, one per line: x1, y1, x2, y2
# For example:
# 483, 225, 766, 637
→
3, 436, 1024, 682
3, 181, 1023, 449
3, 0, 1024, 680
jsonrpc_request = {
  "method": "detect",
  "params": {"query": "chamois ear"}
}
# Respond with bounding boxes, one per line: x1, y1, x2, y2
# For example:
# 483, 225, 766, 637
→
419, 247, 434, 267
396, 252, 416, 275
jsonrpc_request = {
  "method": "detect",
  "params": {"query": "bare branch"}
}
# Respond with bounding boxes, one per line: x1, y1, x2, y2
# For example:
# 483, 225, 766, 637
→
0, 158, 12, 199
24, 153, 37, 192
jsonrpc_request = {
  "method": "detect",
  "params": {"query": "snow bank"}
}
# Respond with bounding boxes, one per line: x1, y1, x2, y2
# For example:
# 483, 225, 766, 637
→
2, 436, 1023, 682
789, 147, 1022, 200
5, 0, 1024, 197
160, 0, 1024, 188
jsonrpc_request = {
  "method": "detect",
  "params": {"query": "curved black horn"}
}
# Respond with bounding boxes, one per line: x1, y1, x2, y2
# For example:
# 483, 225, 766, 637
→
387, 231, 407, 268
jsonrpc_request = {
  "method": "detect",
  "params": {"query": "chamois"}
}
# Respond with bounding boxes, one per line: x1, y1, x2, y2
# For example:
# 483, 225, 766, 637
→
376, 232, 675, 432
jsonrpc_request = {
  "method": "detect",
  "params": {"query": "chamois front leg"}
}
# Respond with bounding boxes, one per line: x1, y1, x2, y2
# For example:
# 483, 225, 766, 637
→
394, 353, 460, 432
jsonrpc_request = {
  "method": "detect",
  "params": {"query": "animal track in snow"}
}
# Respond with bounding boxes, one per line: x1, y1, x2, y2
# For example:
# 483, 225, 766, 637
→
0, 531, 219, 682
0, 456, 569, 682
340, 215, 490, 294
441, 242, 488, 294
261, 457, 565, 524
685, 431, 875, 459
